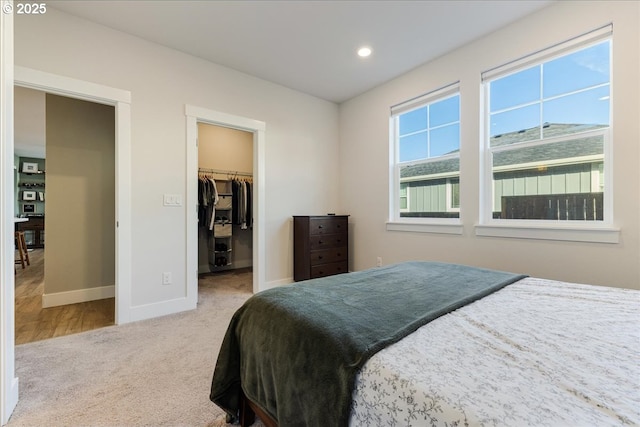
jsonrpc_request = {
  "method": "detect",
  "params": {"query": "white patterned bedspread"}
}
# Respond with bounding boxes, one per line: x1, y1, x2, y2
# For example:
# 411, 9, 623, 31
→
350, 277, 640, 426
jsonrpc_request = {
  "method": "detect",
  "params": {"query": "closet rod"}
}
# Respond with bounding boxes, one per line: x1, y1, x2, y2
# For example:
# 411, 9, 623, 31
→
198, 167, 252, 178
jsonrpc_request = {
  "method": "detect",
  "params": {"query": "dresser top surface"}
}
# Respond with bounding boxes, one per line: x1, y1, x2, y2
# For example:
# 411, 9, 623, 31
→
293, 215, 349, 218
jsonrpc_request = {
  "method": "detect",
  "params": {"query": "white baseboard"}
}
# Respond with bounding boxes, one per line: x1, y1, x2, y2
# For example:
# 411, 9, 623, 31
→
264, 277, 293, 290
42, 285, 115, 308
128, 296, 196, 323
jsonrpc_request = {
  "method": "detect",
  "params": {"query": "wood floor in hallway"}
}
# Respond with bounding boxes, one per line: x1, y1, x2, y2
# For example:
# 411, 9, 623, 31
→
14, 249, 115, 345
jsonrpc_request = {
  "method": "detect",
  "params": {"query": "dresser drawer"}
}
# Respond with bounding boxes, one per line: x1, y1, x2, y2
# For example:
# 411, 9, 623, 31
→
309, 233, 347, 250
310, 261, 348, 279
309, 247, 348, 266
309, 217, 348, 235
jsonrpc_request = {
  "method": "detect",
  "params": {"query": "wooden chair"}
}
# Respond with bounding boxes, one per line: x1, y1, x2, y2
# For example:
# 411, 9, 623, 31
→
15, 231, 30, 269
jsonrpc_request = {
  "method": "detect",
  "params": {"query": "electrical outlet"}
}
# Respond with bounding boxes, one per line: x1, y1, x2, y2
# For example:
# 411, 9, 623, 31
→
376, 257, 382, 267
162, 272, 172, 285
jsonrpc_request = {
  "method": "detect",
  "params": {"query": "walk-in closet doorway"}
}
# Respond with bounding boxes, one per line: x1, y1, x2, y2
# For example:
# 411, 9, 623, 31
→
197, 123, 254, 279
185, 105, 266, 297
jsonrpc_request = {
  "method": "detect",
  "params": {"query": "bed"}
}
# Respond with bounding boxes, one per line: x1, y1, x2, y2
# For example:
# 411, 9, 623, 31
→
209, 261, 640, 426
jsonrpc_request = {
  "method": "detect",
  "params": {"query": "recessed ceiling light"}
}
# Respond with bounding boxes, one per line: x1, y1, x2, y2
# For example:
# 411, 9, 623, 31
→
357, 47, 372, 58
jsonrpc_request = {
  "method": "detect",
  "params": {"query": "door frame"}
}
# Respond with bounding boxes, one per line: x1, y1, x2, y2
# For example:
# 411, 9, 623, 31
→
1, 46, 131, 427
14, 66, 133, 325
185, 105, 266, 296
1, 8, 17, 424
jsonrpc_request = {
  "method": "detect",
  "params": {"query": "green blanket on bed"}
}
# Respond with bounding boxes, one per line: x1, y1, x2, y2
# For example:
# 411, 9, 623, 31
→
210, 261, 526, 426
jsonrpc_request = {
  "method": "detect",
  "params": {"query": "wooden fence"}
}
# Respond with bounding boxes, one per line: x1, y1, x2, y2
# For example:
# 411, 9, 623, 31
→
499, 192, 603, 220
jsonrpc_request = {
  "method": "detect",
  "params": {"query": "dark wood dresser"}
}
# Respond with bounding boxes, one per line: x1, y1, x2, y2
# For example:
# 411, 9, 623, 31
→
293, 215, 349, 281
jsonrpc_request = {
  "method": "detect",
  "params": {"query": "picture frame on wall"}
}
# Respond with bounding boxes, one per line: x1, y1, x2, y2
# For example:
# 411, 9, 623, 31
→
22, 162, 39, 173
38, 192, 45, 201
22, 204, 35, 213
22, 191, 36, 201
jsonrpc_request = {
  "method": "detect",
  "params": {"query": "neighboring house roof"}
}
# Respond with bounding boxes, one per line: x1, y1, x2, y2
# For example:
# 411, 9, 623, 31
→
401, 123, 606, 180
490, 122, 605, 147
401, 158, 459, 180
493, 135, 603, 169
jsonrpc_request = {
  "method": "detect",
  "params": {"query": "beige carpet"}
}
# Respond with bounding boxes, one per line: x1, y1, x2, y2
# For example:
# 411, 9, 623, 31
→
8, 270, 265, 427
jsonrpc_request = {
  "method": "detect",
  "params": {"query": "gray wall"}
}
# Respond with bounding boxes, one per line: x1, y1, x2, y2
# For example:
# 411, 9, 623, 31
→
44, 94, 115, 295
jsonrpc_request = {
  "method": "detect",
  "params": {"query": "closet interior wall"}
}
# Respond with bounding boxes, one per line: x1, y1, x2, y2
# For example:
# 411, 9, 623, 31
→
197, 123, 253, 274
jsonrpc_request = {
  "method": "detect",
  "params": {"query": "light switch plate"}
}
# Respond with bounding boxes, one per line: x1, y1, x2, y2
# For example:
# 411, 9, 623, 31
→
163, 194, 183, 206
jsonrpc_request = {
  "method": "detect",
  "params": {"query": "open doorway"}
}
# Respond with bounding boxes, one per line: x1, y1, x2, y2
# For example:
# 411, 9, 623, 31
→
13, 88, 116, 344
185, 105, 266, 298
197, 123, 253, 290
3, 66, 131, 424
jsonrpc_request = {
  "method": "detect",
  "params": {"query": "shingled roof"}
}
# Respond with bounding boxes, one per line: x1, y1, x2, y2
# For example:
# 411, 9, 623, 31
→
401, 123, 606, 180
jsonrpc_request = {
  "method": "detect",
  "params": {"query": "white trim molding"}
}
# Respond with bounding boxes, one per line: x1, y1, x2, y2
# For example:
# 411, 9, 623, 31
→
13, 66, 132, 325
14, 66, 130, 105
128, 297, 196, 324
1, 4, 19, 424
386, 220, 464, 235
42, 285, 115, 308
475, 222, 620, 243
185, 105, 266, 296
264, 277, 294, 290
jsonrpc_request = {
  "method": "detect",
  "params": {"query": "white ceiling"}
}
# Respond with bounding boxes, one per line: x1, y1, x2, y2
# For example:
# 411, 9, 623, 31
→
15, 0, 553, 159
48, 0, 554, 104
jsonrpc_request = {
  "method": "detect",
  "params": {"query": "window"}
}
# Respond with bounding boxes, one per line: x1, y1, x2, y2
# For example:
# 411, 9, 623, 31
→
482, 26, 612, 226
390, 83, 460, 222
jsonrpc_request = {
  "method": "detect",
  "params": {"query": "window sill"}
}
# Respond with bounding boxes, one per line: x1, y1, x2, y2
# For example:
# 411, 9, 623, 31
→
386, 219, 463, 235
475, 222, 620, 244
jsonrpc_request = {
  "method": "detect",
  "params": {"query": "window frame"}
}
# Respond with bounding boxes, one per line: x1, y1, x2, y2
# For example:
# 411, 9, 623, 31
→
477, 25, 619, 243
387, 82, 463, 235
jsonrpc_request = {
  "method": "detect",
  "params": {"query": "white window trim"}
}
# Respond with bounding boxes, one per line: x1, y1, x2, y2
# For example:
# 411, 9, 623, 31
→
475, 222, 620, 244
389, 82, 463, 234
387, 218, 464, 235
481, 24, 612, 82
477, 25, 617, 244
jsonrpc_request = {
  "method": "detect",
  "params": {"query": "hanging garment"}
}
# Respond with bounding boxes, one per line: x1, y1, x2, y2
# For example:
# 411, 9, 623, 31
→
227, 178, 252, 229
232, 179, 241, 225
198, 176, 212, 226
197, 175, 219, 232
240, 180, 248, 230
245, 181, 252, 228
208, 178, 219, 231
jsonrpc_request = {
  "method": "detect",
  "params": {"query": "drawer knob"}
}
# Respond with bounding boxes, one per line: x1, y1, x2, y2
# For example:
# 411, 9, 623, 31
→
318, 240, 323, 244
318, 225, 323, 229
318, 255, 323, 259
